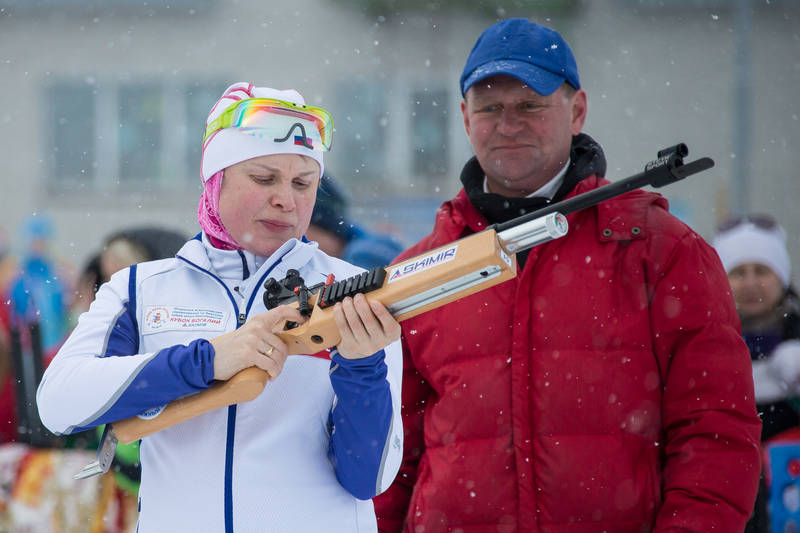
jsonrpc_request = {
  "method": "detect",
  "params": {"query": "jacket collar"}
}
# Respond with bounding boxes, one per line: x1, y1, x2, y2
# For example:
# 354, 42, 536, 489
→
459, 133, 607, 226
442, 163, 667, 244
177, 233, 319, 282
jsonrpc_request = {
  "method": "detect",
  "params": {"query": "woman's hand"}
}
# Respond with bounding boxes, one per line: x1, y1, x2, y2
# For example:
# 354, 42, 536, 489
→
210, 305, 306, 381
333, 293, 401, 359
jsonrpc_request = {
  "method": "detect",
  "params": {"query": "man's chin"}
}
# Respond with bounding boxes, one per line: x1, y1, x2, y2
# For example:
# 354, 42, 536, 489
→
485, 171, 545, 196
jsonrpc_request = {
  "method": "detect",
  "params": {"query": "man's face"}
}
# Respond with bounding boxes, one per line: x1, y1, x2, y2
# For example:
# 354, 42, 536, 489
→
461, 75, 586, 197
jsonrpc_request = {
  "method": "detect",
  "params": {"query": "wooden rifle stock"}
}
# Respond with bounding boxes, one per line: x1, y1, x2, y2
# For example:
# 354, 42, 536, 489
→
111, 144, 715, 444
112, 228, 522, 443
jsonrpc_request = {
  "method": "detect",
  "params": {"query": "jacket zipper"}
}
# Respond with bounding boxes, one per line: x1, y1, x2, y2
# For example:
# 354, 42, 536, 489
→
177, 247, 293, 533
234, 286, 247, 326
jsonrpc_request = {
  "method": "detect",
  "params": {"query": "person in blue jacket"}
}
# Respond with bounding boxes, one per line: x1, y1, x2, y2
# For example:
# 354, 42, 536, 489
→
36, 82, 403, 533
9, 215, 69, 353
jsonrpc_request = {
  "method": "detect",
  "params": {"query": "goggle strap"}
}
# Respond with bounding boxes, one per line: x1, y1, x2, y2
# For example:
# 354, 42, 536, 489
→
717, 214, 778, 233
203, 105, 235, 143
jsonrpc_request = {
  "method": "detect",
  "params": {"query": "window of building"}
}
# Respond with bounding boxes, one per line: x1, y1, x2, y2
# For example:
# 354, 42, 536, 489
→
185, 82, 229, 182
46, 82, 95, 184
118, 84, 163, 183
411, 88, 448, 177
332, 80, 388, 184
45, 79, 227, 194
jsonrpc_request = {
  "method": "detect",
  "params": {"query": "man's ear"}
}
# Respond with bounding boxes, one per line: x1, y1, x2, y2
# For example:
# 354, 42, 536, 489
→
461, 98, 471, 137
570, 89, 588, 135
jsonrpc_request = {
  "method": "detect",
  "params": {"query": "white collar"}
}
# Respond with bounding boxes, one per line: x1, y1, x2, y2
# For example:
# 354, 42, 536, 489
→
483, 158, 571, 200
176, 233, 319, 285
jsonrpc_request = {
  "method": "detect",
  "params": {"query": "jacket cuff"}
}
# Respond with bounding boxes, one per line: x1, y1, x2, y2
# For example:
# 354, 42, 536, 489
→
330, 347, 386, 370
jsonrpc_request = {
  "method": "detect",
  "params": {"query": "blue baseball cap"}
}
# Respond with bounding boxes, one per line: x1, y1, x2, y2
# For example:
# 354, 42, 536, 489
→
460, 18, 580, 97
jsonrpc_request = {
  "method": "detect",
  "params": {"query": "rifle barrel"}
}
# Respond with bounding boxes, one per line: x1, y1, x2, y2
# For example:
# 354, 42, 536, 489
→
493, 146, 714, 234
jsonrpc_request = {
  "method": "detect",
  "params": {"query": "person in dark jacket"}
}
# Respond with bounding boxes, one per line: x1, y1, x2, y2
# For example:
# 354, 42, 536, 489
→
373, 17, 761, 533
306, 172, 404, 270
99, 226, 188, 282
713, 215, 800, 532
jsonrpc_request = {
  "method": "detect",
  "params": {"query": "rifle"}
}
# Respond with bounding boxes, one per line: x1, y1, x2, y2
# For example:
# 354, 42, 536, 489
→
76, 143, 713, 478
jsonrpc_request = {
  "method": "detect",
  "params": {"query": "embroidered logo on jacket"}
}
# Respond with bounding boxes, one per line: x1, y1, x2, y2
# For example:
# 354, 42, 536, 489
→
143, 306, 228, 334
137, 404, 166, 420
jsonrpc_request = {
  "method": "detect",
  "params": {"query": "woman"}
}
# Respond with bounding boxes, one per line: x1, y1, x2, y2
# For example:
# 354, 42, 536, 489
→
713, 215, 800, 532
37, 83, 403, 533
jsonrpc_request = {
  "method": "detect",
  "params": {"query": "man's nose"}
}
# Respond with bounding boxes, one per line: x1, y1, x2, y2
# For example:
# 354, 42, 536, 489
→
496, 109, 524, 135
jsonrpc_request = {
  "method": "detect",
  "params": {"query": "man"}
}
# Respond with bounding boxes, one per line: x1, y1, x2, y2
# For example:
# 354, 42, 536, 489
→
373, 18, 761, 532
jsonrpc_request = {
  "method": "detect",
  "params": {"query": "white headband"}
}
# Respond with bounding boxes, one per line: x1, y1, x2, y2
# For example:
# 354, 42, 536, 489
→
712, 222, 791, 288
200, 82, 324, 183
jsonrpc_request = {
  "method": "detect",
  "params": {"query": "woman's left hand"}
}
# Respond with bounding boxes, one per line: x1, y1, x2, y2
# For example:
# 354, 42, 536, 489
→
333, 293, 401, 359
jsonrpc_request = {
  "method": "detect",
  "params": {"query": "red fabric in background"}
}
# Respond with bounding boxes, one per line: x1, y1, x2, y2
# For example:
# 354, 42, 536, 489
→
0, 297, 16, 443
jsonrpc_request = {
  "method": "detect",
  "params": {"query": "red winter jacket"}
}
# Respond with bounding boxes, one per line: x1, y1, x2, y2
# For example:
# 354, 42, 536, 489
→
374, 177, 761, 532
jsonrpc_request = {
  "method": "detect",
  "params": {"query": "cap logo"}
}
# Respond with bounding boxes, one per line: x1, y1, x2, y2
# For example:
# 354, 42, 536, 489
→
274, 122, 314, 149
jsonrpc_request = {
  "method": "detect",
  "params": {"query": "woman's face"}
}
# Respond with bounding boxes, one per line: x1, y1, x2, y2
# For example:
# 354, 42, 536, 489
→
727, 262, 785, 320
218, 154, 320, 257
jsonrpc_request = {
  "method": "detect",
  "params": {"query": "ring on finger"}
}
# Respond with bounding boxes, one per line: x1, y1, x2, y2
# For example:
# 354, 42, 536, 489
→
265, 346, 275, 357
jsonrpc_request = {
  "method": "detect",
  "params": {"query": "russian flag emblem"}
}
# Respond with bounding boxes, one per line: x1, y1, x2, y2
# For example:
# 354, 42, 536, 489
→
294, 135, 312, 148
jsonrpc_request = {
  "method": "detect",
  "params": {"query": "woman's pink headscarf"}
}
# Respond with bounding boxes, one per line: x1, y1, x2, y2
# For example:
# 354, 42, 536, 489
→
196, 82, 324, 251
197, 171, 242, 250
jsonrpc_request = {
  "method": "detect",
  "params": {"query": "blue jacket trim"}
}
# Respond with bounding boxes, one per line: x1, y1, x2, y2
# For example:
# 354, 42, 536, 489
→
70, 339, 216, 433
327, 348, 392, 500
224, 404, 237, 533
237, 250, 250, 280
127, 264, 139, 353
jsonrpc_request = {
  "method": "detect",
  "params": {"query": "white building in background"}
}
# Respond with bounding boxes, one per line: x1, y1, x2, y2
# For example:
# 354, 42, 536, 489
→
0, 0, 798, 274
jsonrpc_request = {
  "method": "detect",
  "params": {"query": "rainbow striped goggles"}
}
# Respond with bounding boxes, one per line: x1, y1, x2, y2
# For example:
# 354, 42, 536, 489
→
204, 97, 333, 151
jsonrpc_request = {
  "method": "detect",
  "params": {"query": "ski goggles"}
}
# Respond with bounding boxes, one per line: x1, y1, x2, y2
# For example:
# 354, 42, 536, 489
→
204, 98, 333, 152
716, 214, 777, 234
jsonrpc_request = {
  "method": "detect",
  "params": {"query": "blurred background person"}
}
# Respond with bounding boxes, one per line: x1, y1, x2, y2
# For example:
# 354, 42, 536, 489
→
4, 214, 73, 446
0, 226, 17, 296
0, 226, 14, 443
99, 226, 188, 282
8, 214, 71, 354
67, 252, 103, 327
306, 171, 404, 270
713, 214, 800, 533
70, 227, 187, 326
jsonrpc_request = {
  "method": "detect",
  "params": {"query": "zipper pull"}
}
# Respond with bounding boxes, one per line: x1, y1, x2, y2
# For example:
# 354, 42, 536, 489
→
234, 286, 247, 326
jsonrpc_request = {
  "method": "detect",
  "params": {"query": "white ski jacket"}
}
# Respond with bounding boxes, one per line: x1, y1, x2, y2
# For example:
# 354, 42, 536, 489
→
37, 234, 403, 533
